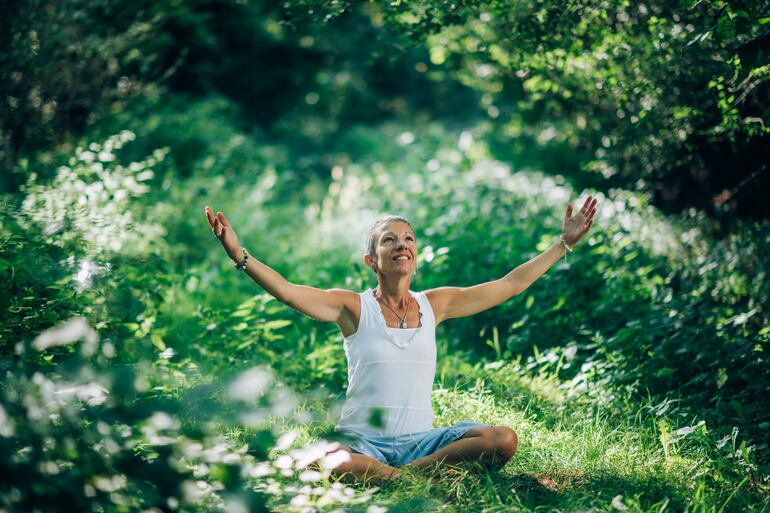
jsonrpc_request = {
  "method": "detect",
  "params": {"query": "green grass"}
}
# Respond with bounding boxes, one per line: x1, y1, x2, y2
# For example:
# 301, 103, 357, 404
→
259, 354, 769, 513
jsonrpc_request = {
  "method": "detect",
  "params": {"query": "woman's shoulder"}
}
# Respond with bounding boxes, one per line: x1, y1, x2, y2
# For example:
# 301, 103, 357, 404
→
419, 287, 447, 305
326, 288, 367, 304
413, 289, 437, 320
326, 289, 365, 338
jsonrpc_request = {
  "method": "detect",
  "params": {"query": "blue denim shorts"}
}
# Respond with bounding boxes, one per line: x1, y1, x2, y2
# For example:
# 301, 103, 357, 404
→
333, 419, 493, 467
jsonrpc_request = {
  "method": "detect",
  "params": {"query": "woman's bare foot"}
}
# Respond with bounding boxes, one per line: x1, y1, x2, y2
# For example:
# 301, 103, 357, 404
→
330, 452, 404, 485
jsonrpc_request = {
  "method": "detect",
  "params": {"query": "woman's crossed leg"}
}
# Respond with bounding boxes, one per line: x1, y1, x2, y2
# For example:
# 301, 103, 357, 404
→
329, 426, 518, 484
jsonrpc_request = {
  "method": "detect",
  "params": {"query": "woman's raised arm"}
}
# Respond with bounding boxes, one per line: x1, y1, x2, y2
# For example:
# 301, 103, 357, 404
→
425, 196, 597, 325
204, 206, 357, 325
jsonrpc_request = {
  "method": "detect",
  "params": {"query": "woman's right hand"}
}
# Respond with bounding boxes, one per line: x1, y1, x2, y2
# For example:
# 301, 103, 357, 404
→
205, 206, 241, 262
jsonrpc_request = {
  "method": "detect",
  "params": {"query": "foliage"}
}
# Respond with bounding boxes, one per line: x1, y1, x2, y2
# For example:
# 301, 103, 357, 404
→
2, 0, 478, 193
294, 0, 770, 218
0, 133, 377, 513
7, 0, 768, 215
0, 316, 379, 513
0, 0, 171, 189
2, 1, 770, 511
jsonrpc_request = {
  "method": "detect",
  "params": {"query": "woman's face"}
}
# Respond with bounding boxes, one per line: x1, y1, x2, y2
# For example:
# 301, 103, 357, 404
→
368, 221, 417, 276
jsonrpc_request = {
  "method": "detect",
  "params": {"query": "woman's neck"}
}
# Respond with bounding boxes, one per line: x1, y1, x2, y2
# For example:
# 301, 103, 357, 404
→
374, 277, 412, 307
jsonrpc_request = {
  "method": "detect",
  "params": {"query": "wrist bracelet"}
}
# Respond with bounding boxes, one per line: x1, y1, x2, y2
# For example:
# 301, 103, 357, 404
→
559, 235, 573, 261
234, 248, 249, 271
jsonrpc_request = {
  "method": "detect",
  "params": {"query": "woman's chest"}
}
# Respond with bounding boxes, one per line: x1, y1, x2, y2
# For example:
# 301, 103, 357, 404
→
356, 329, 436, 362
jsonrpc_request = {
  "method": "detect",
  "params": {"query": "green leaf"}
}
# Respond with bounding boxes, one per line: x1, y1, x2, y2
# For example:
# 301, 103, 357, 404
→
260, 320, 292, 331
739, 440, 751, 463
716, 368, 728, 389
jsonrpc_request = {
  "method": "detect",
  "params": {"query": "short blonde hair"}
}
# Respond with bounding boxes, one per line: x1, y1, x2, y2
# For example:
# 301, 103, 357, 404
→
365, 215, 413, 257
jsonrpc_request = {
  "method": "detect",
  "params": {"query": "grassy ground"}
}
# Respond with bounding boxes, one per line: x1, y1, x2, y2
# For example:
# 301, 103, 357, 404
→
259, 352, 768, 513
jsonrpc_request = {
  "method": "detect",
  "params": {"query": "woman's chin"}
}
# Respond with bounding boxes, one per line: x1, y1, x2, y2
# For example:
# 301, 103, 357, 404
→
383, 268, 413, 277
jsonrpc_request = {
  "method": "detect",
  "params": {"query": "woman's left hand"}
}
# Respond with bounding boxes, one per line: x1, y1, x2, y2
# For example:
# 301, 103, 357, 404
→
562, 195, 597, 247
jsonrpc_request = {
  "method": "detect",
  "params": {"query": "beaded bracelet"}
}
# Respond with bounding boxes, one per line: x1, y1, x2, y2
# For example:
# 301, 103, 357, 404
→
234, 248, 249, 271
559, 235, 573, 261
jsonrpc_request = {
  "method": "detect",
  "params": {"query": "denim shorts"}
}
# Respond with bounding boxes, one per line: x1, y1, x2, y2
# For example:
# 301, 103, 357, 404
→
333, 419, 493, 467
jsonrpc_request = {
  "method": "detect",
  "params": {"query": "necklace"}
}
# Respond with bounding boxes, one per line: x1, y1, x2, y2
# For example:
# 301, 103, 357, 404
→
376, 292, 412, 328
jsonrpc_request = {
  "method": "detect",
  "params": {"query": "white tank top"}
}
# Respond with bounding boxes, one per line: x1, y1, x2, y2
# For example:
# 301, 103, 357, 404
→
335, 288, 437, 435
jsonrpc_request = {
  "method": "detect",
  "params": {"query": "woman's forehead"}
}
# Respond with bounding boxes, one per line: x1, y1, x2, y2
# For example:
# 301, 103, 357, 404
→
377, 221, 415, 237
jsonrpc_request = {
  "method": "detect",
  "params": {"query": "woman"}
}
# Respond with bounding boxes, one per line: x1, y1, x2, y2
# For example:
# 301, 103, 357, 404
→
204, 195, 597, 484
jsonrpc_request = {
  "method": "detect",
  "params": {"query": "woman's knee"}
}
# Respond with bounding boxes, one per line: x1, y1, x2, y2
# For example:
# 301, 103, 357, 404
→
482, 426, 517, 460
495, 426, 517, 458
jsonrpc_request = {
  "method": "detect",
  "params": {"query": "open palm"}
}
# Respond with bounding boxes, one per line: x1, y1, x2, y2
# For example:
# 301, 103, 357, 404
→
562, 195, 597, 247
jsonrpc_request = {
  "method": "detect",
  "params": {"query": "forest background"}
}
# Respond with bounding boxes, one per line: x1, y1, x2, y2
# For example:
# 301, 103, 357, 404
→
1, 1, 769, 512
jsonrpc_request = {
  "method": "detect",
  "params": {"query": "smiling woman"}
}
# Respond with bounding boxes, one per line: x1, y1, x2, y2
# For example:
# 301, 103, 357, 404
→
204, 198, 597, 484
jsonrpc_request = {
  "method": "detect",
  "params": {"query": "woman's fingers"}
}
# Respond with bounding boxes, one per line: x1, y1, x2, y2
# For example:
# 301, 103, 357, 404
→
205, 206, 216, 228
214, 218, 225, 238
567, 195, 599, 222
580, 195, 593, 215
205, 207, 228, 238
585, 207, 597, 228
577, 197, 598, 220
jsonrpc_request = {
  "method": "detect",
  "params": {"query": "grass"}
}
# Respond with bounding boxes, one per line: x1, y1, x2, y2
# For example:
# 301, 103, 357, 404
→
257, 353, 769, 513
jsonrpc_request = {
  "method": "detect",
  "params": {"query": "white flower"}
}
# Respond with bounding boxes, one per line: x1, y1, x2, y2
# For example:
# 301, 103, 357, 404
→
289, 494, 309, 508
299, 470, 322, 482
611, 495, 629, 511
248, 462, 273, 478
320, 450, 351, 470
148, 411, 175, 430
228, 366, 273, 402
32, 317, 98, 352
274, 455, 293, 470
291, 441, 340, 469
274, 430, 298, 451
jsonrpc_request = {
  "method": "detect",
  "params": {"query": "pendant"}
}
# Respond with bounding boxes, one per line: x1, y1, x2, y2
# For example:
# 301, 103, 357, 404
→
399, 319, 407, 329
